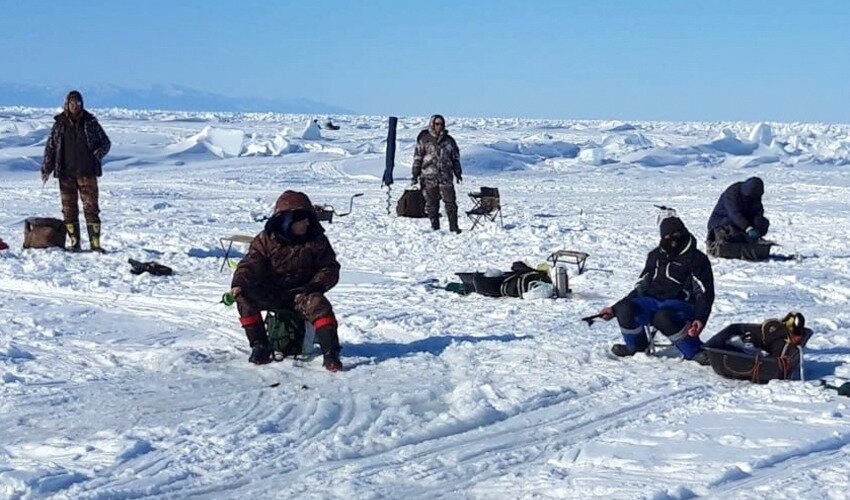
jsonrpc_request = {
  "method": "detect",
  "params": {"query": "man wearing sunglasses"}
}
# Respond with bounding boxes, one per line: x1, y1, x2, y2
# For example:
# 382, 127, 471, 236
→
411, 114, 464, 233
598, 216, 714, 364
40, 90, 111, 252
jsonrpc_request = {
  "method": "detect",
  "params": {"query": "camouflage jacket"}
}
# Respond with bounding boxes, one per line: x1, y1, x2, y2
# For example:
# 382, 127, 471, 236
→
231, 191, 340, 296
411, 117, 462, 185
42, 110, 111, 178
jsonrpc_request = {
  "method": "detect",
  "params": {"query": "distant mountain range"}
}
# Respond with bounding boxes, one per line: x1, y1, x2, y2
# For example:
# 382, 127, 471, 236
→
0, 82, 355, 115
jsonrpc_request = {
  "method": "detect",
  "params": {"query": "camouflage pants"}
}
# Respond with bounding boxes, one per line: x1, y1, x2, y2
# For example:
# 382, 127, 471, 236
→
422, 179, 458, 219
236, 287, 335, 324
59, 176, 100, 224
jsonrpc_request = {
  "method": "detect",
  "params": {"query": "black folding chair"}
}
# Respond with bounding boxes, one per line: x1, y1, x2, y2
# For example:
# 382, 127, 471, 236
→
466, 187, 503, 230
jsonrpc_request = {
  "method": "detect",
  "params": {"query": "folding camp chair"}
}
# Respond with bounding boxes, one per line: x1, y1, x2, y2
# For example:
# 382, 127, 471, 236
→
467, 187, 503, 230
646, 326, 673, 355
219, 234, 254, 272
546, 250, 589, 275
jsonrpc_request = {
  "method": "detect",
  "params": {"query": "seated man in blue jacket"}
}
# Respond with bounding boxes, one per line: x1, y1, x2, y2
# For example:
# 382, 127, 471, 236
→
707, 177, 769, 243
599, 217, 714, 363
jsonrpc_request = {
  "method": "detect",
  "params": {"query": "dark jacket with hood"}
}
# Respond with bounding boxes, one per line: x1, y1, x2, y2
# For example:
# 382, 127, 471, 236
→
231, 191, 340, 295
42, 91, 111, 179
707, 177, 766, 232
621, 218, 715, 324
412, 114, 462, 185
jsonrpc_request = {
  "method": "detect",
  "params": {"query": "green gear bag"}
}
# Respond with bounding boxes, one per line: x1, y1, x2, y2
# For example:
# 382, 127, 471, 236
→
265, 309, 306, 359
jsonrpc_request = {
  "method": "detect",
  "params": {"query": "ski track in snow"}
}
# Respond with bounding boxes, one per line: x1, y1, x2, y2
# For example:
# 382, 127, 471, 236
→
1, 108, 850, 498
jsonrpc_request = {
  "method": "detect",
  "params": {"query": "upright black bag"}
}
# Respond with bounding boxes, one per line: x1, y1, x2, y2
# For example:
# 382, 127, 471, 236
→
23, 217, 65, 249
396, 189, 427, 218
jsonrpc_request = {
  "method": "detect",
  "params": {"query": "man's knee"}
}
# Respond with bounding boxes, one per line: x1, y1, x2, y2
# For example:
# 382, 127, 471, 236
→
294, 292, 334, 321
613, 300, 642, 329
652, 308, 688, 336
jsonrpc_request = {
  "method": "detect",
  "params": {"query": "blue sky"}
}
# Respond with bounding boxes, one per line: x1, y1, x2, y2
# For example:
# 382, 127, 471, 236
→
2, 0, 848, 123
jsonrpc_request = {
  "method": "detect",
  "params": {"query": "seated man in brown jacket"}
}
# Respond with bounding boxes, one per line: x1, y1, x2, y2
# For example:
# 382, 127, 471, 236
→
229, 190, 343, 371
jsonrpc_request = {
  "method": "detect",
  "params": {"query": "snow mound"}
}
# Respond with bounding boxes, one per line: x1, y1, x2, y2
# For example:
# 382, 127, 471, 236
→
602, 132, 653, 150
604, 122, 637, 132
579, 147, 605, 165
242, 133, 303, 156
461, 145, 530, 173
748, 123, 773, 145
301, 120, 323, 140
0, 127, 49, 148
166, 126, 245, 158
487, 140, 579, 159
0, 155, 40, 173
621, 148, 691, 167
706, 129, 759, 156
724, 155, 781, 168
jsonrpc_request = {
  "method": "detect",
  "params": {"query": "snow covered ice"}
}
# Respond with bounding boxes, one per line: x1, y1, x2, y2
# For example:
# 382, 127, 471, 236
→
1, 107, 850, 498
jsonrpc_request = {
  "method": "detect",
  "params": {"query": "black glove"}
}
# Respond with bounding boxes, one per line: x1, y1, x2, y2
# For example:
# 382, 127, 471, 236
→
455, 173, 463, 183
128, 259, 173, 276
410, 176, 419, 186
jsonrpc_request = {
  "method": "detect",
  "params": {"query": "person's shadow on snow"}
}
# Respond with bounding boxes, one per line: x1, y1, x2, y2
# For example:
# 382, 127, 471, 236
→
342, 334, 530, 368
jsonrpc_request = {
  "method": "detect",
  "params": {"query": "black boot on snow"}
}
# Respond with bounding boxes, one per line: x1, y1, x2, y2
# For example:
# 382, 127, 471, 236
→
322, 350, 343, 372
691, 350, 711, 366
249, 340, 272, 365
245, 323, 272, 365
448, 213, 462, 233
611, 344, 637, 357
430, 217, 440, 231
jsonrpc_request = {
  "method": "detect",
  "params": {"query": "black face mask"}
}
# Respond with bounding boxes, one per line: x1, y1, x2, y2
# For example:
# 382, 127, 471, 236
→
660, 231, 687, 253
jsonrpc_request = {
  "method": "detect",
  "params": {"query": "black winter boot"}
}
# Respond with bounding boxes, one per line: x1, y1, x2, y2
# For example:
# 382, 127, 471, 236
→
322, 350, 342, 372
249, 341, 272, 365
87, 223, 105, 253
245, 323, 271, 365
430, 217, 440, 231
315, 324, 342, 372
691, 350, 711, 366
448, 213, 461, 234
611, 344, 637, 357
65, 222, 81, 252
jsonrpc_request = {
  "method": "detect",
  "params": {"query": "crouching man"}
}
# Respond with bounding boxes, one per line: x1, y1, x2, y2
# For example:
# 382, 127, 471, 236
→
707, 176, 769, 244
230, 190, 343, 372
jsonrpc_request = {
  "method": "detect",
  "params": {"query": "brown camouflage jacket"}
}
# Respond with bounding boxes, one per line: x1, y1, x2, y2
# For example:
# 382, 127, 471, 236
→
231, 191, 340, 295
42, 110, 111, 178
411, 115, 462, 185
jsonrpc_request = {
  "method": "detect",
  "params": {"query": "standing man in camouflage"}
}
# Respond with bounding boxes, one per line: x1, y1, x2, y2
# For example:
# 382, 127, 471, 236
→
41, 90, 111, 252
411, 114, 463, 233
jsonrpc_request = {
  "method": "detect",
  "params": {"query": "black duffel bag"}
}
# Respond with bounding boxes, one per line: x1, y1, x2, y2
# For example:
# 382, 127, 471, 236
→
396, 189, 427, 218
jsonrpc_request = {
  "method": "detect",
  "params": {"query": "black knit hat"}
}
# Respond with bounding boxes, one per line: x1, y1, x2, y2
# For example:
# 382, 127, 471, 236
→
659, 216, 687, 237
65, 90, 83, 107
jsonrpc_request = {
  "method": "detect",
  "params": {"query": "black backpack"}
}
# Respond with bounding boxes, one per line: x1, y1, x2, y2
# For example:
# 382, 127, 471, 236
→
396, 189, 427, 218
